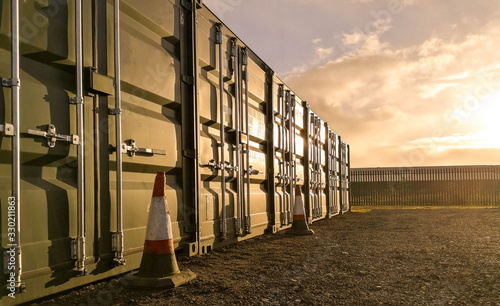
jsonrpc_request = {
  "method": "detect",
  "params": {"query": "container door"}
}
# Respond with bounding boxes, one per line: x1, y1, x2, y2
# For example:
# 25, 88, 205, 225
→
308, 114, 325, 220
339, 140, 349, 213
0, 0, 93, 292
282, 90, 293, 226
273, 84, 288, 227
105, 0, 186, 265
241, 56, 267, 235
319, 120, 327, 219
327, 130, 340, 216
311, 115, 320, 219
294, 98, 305, 217
196, 15, 238, 251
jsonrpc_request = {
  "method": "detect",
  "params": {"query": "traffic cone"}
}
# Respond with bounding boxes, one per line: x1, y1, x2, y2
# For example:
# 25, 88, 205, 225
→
123, 172, 196, 288
289, 185, 314, 235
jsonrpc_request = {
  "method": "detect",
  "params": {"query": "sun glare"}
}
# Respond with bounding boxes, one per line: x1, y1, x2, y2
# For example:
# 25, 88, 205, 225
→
474, 90, 500, 149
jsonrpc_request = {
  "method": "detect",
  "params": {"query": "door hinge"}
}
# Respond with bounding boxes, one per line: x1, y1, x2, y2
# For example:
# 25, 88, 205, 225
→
27, 124, 79, 148
182, 75, 194, 85
183, 149, 196, 159
0, 123, 14, 136
181, 0, 192, 11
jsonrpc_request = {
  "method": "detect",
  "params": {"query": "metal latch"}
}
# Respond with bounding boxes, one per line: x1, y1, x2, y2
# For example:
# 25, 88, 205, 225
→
121, 139, 167, 157
245, 165, 263, 175
224, 161, 238, 173
2, 78, 20, 87
0, 123, 14, 136
200, 159, 222, 172
28, 124, 79, 148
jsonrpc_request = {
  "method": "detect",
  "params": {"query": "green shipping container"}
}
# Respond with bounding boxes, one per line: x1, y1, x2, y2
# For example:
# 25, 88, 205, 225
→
0, 0, 350, 303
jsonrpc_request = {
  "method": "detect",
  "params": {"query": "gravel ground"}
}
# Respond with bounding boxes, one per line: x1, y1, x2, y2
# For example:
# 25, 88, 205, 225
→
33, 208, 500, 305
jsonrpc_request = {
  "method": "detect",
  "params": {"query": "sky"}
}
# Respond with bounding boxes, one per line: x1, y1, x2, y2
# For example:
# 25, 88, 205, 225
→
203, 0, 500, 168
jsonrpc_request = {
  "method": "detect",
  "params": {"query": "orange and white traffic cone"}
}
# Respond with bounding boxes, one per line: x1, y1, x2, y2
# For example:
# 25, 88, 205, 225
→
289, 185, 314, 235
123, 172, 196, 288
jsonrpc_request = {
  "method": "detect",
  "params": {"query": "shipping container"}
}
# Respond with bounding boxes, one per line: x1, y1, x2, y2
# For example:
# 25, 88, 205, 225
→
0, 0, 350, 303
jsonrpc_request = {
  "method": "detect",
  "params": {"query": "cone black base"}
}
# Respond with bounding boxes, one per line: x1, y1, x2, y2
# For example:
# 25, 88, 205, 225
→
289, 228, 314, 235
136, 253, 180, 278
122, 269, 196, 289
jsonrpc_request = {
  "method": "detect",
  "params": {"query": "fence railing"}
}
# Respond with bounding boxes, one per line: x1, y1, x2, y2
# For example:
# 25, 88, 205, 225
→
350, 166, 500, 206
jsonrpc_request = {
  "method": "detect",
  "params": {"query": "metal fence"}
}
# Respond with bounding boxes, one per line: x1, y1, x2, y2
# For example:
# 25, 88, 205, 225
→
350, 166, 500, 206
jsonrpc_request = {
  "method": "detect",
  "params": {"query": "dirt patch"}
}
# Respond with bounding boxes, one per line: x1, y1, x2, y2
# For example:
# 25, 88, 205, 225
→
34, 209, 500, 305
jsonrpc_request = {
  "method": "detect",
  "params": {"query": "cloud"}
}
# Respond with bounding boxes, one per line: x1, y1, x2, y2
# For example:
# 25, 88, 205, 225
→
285, 18, 500, 167
417, 83, 459, 99
315, 47, 334, 60
312, 38, 322, 45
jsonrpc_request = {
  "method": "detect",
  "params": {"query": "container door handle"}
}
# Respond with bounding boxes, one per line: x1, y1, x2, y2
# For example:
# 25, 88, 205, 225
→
27, 124, 79, 148
245, 165, 263, 175
120, 139, 166, 157
200, 159, 222, 172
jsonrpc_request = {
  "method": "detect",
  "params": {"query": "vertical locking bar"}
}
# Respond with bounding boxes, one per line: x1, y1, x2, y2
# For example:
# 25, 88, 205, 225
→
333, 132, 338, 213
347, 144, 351, 212
113, 0, 125, 265
285, 90, 291, 224
180, 0, 200, 250
233, 42, 242, 236
289, 93, 295, 223
311, 115, 316, 218
10, 0, 23, 291
317, 118, 321, 217
242, 47, 251, 234
303, 102, 311, 223
338, 135, 343, 215
265, 67, 276, 231
325, 125, 331, 217
311, 114, 318, 219
215, 23, 227, 240
75, 0, 86, 274
279, 85, 286, 225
